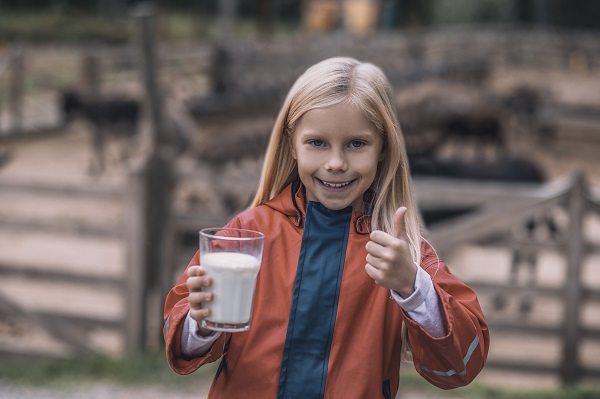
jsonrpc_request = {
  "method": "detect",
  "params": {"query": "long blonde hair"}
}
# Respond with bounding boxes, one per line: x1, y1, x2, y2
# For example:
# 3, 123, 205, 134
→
252, 57, 421, 357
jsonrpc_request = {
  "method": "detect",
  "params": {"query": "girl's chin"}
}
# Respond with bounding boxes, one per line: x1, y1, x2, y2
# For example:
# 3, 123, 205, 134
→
315, 195, 363, 211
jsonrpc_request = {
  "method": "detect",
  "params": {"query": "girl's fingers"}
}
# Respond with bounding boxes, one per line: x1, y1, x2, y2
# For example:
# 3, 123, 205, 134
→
365, 240, 393, 259
366, 253, 386, 270
188, 291, 214, 306
365, 263, 383, 282
369, 230, 396, 247
187, 276, 209, 291
393, 207, 409, 240
186, 265, 214, 323
186, 266, 213, 292
190, 307, 211, 321
187, 265, 204, 277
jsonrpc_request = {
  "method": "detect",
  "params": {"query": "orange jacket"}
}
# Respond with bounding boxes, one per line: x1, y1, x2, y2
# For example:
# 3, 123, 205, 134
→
164, 182, 489, 398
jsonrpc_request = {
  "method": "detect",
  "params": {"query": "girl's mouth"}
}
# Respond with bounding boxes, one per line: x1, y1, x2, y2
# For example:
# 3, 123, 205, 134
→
319, 179, 353, 189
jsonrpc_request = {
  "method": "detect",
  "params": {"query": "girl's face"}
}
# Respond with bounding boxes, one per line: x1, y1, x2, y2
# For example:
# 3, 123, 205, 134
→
291, 103, 384, 211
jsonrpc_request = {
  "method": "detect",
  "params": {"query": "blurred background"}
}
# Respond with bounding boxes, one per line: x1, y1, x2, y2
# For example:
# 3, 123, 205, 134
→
0, 1, 599, 398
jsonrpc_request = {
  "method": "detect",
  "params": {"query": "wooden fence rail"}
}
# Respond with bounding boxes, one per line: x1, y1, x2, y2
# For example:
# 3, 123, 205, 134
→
421, 172, 600, 385
0, 176, 126, 358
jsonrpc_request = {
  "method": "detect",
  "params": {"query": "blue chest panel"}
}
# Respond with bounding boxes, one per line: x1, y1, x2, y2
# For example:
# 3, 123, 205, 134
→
277, 202, 352, 399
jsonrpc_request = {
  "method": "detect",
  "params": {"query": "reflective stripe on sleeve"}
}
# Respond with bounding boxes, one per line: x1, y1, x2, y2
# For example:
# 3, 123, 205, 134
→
420, 334, 480, 377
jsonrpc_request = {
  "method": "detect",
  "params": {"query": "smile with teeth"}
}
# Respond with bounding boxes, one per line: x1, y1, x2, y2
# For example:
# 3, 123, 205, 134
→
320, 179, 352, 188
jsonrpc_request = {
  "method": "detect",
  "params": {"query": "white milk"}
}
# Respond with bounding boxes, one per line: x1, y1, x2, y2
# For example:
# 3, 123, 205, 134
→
202, 252, 261, 330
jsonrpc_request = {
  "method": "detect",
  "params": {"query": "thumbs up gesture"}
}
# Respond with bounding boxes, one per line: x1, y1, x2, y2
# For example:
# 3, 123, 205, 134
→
365, 207, 417, 298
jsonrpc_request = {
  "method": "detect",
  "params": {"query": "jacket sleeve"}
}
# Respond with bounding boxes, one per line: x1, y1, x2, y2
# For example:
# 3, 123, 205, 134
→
163, 250, 229, 374
403, 239, 490, 389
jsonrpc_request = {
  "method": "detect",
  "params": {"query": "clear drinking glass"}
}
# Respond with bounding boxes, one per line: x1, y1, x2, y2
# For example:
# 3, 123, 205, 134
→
199, 228, 264, 332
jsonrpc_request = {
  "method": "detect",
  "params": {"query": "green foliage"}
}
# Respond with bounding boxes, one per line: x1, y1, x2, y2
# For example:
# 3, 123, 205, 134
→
0, 350, 217, 388
0, 10, 132, 44
0, 10, 297, 45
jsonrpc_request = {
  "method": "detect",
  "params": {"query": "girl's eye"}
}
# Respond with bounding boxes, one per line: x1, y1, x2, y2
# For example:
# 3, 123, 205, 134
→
309, 139, 325, 147
349, 140, 365, 148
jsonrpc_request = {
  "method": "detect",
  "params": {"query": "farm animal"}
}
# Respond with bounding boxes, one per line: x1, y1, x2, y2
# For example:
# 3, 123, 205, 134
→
61, 90, 193, 175
409, 153, 558, 314
61, 90, 140, 129
438, 110, 505, 153
503, 85, 543, 119
61, 90, 140, 174
398, 92, 507, 158
399, 83, 554, 159
410, 154, 545, 184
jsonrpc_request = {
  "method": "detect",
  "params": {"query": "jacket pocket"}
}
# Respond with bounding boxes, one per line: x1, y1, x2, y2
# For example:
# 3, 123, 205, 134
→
382, 379, 391, 399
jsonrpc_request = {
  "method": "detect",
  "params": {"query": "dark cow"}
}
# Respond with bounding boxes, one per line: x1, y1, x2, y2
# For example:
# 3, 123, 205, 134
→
61, 90, 193, 175
61, 90, 140, 130
410, 155, 545, 184
439, 111, 504, 152
61, 90, 140, 174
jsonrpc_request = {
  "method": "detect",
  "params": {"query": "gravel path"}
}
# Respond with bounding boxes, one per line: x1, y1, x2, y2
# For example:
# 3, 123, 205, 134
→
0, 382, 208, 399
0, 383, 462, 399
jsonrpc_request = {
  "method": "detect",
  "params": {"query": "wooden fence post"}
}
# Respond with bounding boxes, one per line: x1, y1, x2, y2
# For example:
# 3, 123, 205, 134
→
81, 53, 101, 99
560, 171, 586, 385
219, 0, 238, 41
125, 153, 174, 353
8, 47, 24, 134
124, 161, 148, 353
125, 3, 175, 353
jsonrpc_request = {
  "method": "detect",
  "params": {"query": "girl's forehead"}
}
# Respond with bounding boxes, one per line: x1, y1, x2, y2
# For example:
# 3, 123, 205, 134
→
296, 103, 379, 136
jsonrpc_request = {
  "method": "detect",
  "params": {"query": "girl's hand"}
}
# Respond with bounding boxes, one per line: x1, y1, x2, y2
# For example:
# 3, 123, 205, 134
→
365, 207, 417, 298
186, 265, 215, 336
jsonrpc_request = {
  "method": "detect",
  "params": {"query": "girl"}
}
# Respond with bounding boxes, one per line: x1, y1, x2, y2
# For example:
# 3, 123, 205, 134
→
164, 57, 489, 398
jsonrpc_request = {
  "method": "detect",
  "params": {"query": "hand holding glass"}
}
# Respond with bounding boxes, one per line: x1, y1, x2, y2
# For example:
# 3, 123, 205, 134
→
199, 228, 264, 332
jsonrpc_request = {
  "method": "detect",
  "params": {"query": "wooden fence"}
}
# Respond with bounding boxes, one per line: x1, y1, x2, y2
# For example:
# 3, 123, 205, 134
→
0, 4, 172, 357
0, 177, 126, 359
415, 173, 600, 385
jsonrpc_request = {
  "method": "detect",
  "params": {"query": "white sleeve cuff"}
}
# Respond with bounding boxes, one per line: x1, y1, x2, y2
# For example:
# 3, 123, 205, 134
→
390, 263, 432, 312
391, 265, 447, 338
181, 312, 221, 358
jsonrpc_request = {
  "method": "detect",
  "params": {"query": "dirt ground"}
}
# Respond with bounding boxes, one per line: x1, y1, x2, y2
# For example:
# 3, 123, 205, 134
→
0, 380, 465, 399
1, 54, 600, 398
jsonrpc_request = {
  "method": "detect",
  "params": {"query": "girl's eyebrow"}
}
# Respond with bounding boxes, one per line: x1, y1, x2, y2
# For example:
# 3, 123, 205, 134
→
299, 130, 377, 140
297, 131, 322, 138
349, 131, 377, 140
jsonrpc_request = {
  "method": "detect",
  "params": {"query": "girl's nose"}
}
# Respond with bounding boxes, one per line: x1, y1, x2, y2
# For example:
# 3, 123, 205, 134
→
325, 151, 348, 172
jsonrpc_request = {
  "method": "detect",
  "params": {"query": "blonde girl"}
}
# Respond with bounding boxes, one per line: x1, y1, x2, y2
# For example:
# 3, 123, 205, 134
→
164, 57, 489, 399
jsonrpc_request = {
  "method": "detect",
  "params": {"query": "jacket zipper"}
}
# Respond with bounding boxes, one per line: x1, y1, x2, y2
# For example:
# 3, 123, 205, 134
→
382, 379, 391, 399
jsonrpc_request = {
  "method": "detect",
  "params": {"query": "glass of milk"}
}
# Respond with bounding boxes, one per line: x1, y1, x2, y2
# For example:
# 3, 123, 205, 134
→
199, 228, 264, 332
